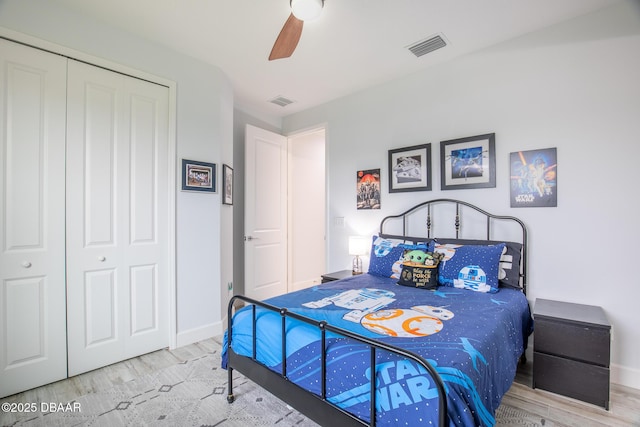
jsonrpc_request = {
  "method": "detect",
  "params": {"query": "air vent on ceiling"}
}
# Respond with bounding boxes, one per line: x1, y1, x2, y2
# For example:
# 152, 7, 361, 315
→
407, 34, 447, 58
269, 96, 295, 107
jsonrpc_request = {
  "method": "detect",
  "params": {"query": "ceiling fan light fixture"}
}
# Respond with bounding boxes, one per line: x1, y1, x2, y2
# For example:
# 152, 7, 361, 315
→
290, 0, 324, 21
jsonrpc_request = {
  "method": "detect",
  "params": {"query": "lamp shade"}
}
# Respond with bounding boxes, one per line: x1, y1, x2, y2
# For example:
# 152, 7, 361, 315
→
290, 0, 324, 21
349, 236, 369, 256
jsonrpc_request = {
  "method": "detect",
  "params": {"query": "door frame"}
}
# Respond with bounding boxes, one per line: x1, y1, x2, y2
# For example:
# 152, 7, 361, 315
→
1, 28, 179, 349
286, 126, 327, 291
241, 124, 328, 299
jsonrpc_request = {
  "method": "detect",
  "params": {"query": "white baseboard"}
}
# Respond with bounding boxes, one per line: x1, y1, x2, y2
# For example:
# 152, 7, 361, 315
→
175, 321, 224, 348
611, 363, 640, 390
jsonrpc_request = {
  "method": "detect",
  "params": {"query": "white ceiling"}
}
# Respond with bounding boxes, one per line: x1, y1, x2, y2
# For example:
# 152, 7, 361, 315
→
53, 0, 621, 120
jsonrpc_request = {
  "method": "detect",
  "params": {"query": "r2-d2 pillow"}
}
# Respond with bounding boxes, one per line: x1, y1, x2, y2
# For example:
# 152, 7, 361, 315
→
434, 243, 505, 293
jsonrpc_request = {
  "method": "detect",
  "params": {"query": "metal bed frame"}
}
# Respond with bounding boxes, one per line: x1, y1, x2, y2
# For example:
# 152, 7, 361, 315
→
226, 198, 528, 427
378, 198, 528, 294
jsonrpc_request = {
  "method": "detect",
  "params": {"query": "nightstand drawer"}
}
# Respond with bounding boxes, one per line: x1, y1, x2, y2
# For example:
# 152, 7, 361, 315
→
534, 351, 609, 409
534, 317, 610, 366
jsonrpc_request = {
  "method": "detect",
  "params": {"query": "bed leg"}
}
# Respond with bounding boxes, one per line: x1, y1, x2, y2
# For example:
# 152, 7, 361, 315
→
227, 367, 235, 403
519, 353, 527, 365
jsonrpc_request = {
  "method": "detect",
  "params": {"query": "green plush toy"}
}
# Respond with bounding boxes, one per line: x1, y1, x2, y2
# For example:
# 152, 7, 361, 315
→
403, 250, 444, 267
403, 249, 428, 266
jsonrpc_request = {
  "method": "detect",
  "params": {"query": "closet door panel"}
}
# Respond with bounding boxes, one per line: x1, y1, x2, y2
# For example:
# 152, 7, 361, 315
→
66, 60, 169, 375
66, 62, 122, 374
0, 39, 67, 398
122, 77, 169, 358
84, 83, 117, 246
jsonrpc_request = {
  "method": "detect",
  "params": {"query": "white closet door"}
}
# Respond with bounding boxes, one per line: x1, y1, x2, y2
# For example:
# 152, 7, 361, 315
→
66, 60, 170, 376
0, 39, 68, 397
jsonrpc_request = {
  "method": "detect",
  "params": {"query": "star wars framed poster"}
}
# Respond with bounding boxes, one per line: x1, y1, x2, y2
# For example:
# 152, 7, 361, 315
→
357, 169, 381, 209
510, 148, 557, 207
440, 133, 496, 190
388, 143, 432, 193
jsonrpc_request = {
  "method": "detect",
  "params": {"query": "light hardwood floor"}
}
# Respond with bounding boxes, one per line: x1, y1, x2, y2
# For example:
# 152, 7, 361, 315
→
510, 351, 640, 427
1, 337, 639, 427
0, 339, 218, 410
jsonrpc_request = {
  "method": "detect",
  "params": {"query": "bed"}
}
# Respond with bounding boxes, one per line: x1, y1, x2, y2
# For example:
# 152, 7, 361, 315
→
223, 198, 534, 426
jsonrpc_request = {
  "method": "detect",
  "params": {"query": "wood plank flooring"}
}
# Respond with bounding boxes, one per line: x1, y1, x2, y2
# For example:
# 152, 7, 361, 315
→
0, 339, 217, 409
2, 337, 639, 426
511, 349, 640, 427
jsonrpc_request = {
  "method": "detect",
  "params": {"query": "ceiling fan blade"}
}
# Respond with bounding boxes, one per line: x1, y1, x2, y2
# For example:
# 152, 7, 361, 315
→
269, 13, 304, 61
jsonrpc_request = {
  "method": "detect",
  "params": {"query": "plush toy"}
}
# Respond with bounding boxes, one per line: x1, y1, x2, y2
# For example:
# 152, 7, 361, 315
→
403, 250, 444, 267
403, 249, 428, 266
424, 251, 444, 266
398, 250, 445, 290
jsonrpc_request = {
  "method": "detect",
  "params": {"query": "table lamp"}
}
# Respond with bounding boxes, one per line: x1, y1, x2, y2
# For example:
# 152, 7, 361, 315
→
349, 236, 369, 275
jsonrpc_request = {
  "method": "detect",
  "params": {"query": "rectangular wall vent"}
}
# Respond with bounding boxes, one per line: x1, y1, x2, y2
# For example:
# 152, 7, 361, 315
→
407, 34, 447, 58
269, 96, 294, 107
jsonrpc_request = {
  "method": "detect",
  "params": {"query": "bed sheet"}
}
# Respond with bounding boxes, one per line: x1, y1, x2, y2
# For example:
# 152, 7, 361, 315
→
222, 273, 533, 427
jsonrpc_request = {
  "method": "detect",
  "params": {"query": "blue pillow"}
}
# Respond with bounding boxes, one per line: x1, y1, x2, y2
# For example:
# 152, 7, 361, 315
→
434, 238, 522, 289
367, 236, 406, 278
434, 243, 506, 293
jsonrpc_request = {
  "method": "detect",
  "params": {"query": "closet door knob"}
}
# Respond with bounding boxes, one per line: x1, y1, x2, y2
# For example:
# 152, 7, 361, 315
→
98, 256, 106, 262
22, 261, 32, 268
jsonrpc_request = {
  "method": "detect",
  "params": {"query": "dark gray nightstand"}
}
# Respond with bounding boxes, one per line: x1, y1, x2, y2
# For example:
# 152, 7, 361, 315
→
321, 269, 354, 283
533, 298, 611, 409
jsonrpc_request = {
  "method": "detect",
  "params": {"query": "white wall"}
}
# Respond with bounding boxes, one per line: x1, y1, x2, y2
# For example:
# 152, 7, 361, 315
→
282, 1, 640, 389
0, 0, 234, 346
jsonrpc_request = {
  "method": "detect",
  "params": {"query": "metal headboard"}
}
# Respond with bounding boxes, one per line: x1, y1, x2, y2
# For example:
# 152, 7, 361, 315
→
379, 198, 528, 294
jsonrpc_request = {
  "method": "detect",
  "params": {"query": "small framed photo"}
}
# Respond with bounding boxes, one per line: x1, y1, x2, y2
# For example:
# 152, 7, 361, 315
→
222, 164, 233, 205
388, 143, 432, 193
181, 159, 216, 193
510, 148, 557, 207
440, 133, 496, 190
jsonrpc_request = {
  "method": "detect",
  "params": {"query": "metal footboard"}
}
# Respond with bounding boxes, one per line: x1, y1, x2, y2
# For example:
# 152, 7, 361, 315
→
226, 295, 448, 427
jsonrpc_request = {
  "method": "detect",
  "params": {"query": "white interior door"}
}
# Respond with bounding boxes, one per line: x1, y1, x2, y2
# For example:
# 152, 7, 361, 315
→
65, 60, 170, 376
0, 39, 68, 397
244, 124, 288, 300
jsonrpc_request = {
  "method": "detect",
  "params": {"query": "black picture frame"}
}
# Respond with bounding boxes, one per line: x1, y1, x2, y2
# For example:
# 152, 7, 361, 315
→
181, 159, 216, 193
222, 164, 233, 205
388, 143, 432, 193
440, 133, 496, 190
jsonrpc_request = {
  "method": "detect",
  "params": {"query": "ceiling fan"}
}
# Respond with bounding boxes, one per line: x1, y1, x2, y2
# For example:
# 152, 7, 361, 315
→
269, 0, 325, 61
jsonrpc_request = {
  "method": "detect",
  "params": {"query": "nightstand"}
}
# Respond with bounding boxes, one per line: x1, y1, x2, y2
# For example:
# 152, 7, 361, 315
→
533, 298, 611, 409
321, 269, 354, 283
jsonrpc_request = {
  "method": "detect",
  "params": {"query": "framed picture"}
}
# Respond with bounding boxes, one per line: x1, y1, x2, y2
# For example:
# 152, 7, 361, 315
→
388, 143, 432, 193
510, 147, 557, 207
356, 168, 381, 210
222, 164, 233, 205
181, 159, 216, 193
440, 133, 496, 190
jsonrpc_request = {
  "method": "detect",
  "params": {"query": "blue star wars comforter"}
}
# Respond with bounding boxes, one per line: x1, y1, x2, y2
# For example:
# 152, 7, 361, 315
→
222, 273, 533, 427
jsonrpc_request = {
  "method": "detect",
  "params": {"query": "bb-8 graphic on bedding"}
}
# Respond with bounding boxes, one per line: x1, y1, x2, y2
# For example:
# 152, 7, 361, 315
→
302, 289, 454, 337
361, 305, 454, 337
